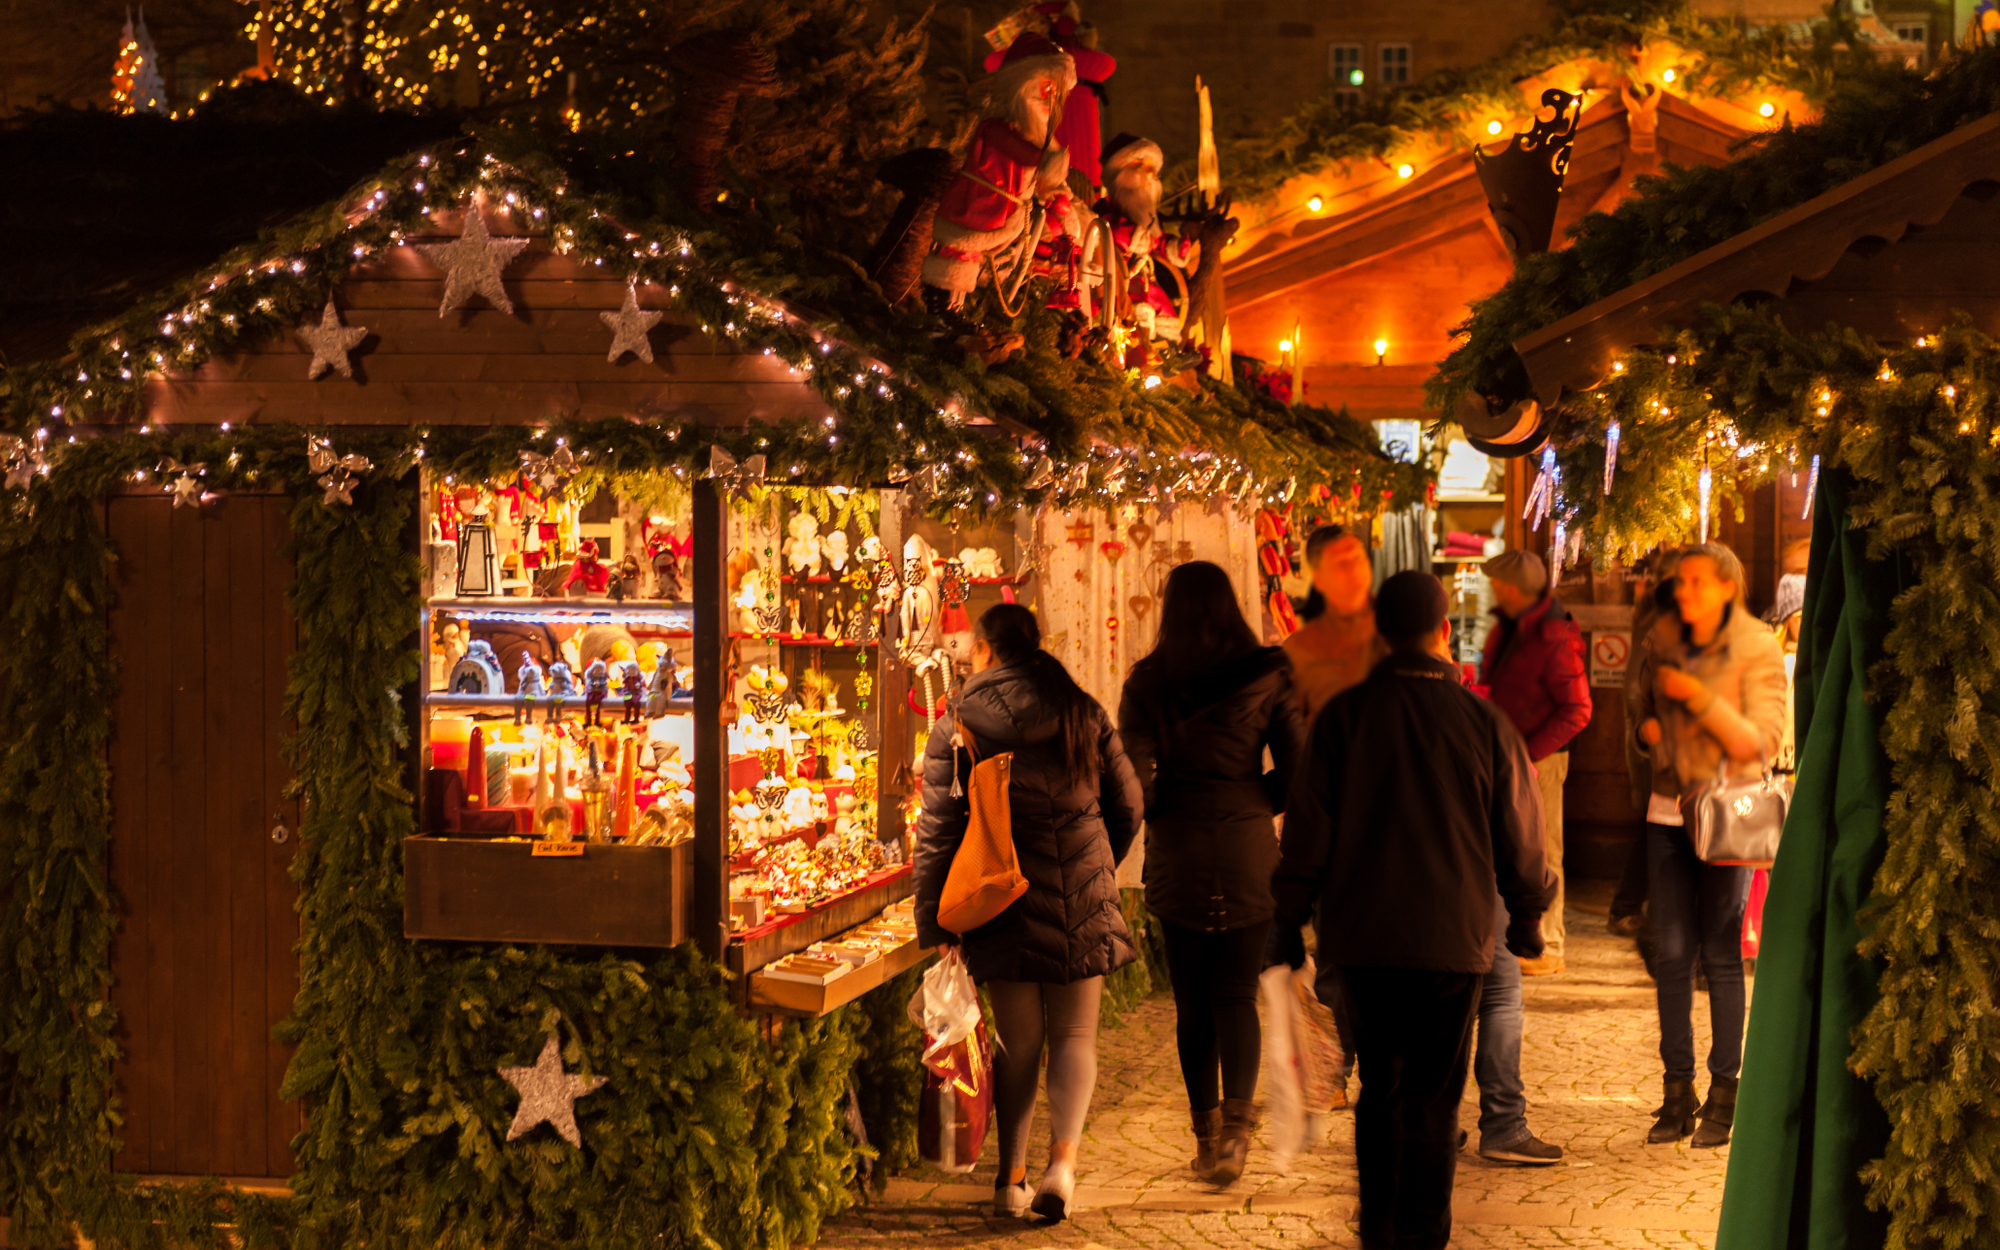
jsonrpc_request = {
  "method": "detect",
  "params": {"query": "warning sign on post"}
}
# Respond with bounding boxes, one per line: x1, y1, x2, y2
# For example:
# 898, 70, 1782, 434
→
1589, 630, 1631, 688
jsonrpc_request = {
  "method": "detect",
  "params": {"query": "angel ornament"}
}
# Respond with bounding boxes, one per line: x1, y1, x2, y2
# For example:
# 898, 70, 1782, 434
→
783, 513, 823, 578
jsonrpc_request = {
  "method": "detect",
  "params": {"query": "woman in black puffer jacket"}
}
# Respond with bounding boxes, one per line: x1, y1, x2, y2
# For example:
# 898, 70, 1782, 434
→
1118, 561, 1307, 1187
912, 602, 1143, 1223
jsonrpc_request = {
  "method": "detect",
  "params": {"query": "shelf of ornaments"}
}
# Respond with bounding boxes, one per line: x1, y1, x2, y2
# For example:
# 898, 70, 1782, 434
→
729, 632, 878, 648
428, 594, 695, 621
425, 692, 696, 713
773, 573, 1029, 587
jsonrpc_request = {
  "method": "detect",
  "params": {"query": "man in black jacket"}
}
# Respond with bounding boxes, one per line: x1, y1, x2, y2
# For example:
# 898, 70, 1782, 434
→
1271, 571, 1553, 1250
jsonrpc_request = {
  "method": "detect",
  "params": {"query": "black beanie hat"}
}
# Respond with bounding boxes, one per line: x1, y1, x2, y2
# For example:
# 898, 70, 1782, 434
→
1376, 570, 1449, 643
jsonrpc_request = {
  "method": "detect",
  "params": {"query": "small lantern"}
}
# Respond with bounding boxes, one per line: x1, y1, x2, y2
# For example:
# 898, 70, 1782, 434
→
456, 501, 498, 596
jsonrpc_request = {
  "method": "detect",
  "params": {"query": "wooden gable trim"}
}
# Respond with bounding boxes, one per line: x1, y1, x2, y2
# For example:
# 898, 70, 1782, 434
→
1513, 112, 2000, 404
136, 238, 831, 429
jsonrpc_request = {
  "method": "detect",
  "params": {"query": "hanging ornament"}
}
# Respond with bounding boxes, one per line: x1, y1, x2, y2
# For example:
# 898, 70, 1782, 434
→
1803, 454, 1820, 520
498, 1034, 607, 1148
1128, 520, 1153, 548
1106, 614, 1121, 646
1066, 517, 1094, 550
0, 433, 48, 492
1155, 492, 1178, 522
298, 299, 369, 380
1128, 593, 1154, 626
1099, 540, 1126, 565
887, 462, 914, 484
1024, 455, 1056, 491
1603, 421, 1620, 495
1568, 527, 1583, 568
1552, 518, 1568, 572
1697, 462, 1713, 544
1523, 445, 1556, 531
418, 202, 531, 316
851, 669, 872, 713
601, 284, 664, 363
519, 443, 579, 494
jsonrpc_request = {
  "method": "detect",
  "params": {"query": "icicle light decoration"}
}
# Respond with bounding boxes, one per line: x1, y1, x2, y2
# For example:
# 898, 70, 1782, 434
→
1603, 420, 1620, 495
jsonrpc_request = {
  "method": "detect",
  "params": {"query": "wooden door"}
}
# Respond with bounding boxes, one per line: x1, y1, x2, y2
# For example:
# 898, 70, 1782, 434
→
105, 493, 301, 1178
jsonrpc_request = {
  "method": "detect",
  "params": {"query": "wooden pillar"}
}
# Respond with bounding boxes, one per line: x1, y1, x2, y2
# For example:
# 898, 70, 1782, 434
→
875, 490, 910, 850
691, 479, 729, 960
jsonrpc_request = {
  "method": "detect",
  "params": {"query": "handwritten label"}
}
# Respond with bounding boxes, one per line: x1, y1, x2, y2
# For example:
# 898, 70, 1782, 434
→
531, 842, 585, 858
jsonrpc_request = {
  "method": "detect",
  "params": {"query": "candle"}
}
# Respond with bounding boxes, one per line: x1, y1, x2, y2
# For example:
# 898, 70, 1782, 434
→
430, 716, 473, 770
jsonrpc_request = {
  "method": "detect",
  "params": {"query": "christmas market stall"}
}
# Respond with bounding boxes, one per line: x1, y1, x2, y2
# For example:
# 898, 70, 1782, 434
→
1207, 10, 1919, 876
0, 94, 1423, 1249
1425, 46, 2000, 1250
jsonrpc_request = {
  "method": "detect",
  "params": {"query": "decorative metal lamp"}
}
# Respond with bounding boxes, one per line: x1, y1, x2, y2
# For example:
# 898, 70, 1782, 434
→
1474, 88, 1583, 260
456, 501, 498, 596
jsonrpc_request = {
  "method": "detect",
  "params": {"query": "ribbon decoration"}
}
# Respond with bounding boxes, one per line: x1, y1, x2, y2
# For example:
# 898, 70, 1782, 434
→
1603, 421, 1620, 495
705, 445, 766, 499
1, 432, 51, 492
887, 462, 914, 484
519, 443, 579, 492
308, 435, 373, 507
1024, 455, 1056, 491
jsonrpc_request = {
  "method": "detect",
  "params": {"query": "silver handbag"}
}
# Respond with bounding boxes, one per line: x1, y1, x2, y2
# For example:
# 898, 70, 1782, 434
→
1689, 768, 1790, 868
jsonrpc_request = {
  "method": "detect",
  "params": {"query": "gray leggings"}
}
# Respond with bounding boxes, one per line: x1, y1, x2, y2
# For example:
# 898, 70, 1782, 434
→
986, 977, 1103, 1176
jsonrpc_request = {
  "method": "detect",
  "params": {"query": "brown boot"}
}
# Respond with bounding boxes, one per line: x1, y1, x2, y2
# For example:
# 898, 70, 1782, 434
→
1189, 1106, 1221, 1180
1648, 1077, 1699, 1144
1691, 1076, 1738, 1148
1211, 1098, 1255, 1187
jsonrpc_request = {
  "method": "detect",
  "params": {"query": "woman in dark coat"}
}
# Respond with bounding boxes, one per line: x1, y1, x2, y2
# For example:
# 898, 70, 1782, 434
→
1117, 561, 1307, 1186
912, 602, 1143, 1222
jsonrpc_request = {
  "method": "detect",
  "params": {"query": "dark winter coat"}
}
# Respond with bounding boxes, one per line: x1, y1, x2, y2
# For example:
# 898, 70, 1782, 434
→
1272, 650, 1555, 975
911, 656, 1144, 985
1479, 592, 1593, 762
1117, 647, 1308, 931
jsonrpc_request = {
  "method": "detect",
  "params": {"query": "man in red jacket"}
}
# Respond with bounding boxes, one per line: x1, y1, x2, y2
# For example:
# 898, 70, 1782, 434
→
1480, 551, 1592, 975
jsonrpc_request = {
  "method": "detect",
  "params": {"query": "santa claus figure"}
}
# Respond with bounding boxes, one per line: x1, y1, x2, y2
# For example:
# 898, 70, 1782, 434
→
981, 2, 1116, 189
921, 33, 1077, 308
1095, 133, 1196, 349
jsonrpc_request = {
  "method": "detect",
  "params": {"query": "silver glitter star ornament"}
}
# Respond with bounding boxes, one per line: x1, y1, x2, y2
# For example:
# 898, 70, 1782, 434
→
601, 286, 664, 363
498, 1034, 607, 1147
418, 204, 531, 316
298, 300, 369, 379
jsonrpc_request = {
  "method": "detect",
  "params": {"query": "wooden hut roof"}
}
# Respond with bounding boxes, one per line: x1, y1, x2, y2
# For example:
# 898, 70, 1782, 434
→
1513, 112, 2000, 403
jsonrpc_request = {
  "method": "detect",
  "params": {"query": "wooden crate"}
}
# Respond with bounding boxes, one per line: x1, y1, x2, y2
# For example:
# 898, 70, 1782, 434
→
747, 938, 932, 1018
404, 837, 689, 947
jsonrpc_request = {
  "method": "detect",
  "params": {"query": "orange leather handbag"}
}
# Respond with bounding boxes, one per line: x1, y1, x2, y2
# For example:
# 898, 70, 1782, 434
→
936, 732, 1025, 934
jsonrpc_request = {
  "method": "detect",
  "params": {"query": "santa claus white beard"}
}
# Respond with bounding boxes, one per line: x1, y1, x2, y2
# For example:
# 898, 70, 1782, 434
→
1006, 88, 1060, 148
1112, 176, 1162, 246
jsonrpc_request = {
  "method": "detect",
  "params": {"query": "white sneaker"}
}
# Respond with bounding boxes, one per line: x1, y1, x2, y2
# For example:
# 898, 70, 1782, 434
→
1030, 1160, 1075, 1222
993, 1182, 1031, 1217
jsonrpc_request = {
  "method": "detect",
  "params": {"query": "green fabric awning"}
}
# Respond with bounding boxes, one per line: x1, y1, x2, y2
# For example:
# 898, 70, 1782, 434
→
1717, 470, 1896, 1250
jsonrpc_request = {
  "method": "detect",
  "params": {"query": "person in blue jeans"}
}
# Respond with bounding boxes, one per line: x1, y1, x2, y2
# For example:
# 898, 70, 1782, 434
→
1470, 900, 1564, 1164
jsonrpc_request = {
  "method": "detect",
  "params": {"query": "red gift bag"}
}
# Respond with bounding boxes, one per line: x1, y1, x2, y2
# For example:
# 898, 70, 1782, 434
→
917, 1020, 993, 1172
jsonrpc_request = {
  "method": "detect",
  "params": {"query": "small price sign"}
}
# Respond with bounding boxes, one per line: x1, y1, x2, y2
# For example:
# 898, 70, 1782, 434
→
531, 842, 585, 858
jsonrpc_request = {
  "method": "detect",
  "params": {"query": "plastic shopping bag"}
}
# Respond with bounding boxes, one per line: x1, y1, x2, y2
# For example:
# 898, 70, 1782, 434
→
1259, 956, 1348, 1169
908, 948, 994, 1171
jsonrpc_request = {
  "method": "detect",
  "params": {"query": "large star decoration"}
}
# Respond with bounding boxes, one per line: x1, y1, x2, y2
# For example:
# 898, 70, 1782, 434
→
298, 300, 369, 380
498, 1035, 606, 1148
418, 205, 531, 317
601, 286, 664, 363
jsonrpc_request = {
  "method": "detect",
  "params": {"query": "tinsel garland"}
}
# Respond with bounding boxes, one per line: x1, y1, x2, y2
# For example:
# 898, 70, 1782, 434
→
0, 126, 1428, 520
0, 430, 923, 1249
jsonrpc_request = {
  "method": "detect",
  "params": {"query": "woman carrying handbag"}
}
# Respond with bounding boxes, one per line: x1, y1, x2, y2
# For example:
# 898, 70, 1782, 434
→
911, 603, 1144, 1221
1631, 544, 1787, 1148
1117, 561, 1306, 1186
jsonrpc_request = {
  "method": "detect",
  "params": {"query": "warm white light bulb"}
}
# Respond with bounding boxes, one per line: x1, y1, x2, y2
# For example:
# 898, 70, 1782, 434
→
1487, 120, 1503, 135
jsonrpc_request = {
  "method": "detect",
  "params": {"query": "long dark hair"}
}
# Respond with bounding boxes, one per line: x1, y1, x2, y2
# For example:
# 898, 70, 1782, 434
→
1134, 561, 1259, 688
976, 601, 1101, 787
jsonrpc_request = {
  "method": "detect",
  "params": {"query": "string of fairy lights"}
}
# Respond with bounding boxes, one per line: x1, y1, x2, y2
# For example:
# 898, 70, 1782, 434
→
1506, 320, 1994, 566
1, 138, 1414, 519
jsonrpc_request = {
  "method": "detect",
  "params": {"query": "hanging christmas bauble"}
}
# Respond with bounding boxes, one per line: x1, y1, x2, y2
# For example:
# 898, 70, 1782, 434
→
1100, 540, 1126, 565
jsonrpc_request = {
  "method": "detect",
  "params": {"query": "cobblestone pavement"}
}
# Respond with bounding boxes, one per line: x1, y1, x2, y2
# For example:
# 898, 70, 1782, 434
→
824, 880, 1739, 1249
